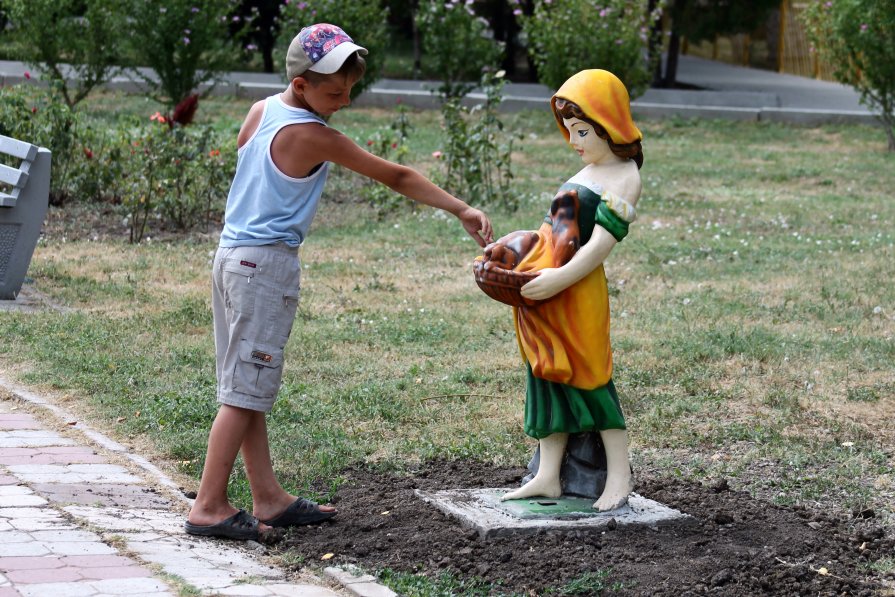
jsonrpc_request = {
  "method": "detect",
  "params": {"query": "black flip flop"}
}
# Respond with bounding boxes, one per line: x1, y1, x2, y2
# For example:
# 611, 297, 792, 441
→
184, 509, 262, 540
262, 497, 336, 527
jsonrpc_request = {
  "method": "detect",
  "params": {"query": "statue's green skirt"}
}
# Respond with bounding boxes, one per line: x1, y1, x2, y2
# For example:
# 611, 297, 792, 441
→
524, 364, 626, 439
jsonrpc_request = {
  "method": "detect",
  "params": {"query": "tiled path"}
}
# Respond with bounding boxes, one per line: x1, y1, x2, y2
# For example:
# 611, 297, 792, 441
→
0, 381, 368, 597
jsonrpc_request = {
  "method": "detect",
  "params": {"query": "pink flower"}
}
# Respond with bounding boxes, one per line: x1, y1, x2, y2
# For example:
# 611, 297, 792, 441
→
860, 23, 868, 31
432, 151, 443, 159
513, 8, 522, 15
23, 71, 31, 79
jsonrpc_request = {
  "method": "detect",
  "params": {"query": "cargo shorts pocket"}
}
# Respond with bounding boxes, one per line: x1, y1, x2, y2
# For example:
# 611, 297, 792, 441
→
232, 340, 284, 398
221, 261, 258, 315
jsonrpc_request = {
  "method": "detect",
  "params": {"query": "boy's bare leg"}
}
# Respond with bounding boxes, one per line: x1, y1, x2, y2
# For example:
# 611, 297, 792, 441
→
501, 432, 568, 501
593, 429, 633, 511
188, 404, 268, 527
241, 411, 335, 521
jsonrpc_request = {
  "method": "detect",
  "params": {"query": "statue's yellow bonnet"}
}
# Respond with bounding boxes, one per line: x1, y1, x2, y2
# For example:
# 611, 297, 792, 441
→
550, 69, 642, 146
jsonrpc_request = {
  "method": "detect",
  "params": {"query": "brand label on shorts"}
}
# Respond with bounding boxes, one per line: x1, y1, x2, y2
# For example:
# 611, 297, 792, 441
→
240, 260, 257, 268
251, 350, 272, 363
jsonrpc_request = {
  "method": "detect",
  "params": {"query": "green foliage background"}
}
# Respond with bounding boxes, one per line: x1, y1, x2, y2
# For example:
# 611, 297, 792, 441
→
802, 0, 895, 151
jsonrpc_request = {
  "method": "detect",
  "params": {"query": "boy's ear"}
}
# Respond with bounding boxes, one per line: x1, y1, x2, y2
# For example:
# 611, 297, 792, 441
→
291, 76, 309, 95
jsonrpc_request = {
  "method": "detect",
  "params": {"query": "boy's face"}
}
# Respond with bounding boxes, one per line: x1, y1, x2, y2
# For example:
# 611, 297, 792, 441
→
297, 75, 357, 117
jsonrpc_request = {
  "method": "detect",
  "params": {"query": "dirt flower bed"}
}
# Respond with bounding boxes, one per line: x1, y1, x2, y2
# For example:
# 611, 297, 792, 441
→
281, 461, 893, 596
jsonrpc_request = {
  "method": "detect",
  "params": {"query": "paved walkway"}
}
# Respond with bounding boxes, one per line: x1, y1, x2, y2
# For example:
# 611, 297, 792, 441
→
0, 55, 879, 125
0, 375, 391, 597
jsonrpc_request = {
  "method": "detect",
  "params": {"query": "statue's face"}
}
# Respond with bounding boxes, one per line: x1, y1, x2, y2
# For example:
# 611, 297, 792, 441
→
563, 117, 612, 165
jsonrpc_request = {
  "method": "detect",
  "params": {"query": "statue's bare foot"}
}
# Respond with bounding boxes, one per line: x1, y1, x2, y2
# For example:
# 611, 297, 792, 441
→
500, 476, 562, 501
593, 477, 633, 512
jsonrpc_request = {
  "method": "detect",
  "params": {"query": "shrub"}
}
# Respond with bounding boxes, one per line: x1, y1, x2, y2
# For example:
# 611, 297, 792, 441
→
520, 0, 655, 96
4, 0, 124, 107
359, 104, 414, 215
802, 0, 895, 151
122, 0, 243, 109
278, 0, 389, 100
415, 0, 503, 99
0, 85, 235, 234
0, 84, 84, 204
119, 116, 236, 242
430, 70, 518, 210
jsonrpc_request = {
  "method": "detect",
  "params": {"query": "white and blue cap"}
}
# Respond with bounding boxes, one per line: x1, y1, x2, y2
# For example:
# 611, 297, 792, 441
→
286, 23, 367, 80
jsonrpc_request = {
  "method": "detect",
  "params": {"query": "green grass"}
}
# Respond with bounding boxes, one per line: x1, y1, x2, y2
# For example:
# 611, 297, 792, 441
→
1, 95, 894, 542
377, 569, 496, 597
550, 570, 620, 595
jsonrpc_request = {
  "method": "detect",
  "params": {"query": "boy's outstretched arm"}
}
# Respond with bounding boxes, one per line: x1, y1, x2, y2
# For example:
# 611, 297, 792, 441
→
310, 127, 493, 247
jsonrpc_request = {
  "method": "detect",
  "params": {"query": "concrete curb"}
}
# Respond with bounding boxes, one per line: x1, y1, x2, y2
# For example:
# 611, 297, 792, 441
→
0, 59, 882, 125
0, 374, 398, 596
325, 566, 398, 597
0, 374, 190, 504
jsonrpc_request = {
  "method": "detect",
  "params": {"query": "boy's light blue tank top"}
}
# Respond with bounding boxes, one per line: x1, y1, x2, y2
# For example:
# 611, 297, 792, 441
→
220, 95, 329, 248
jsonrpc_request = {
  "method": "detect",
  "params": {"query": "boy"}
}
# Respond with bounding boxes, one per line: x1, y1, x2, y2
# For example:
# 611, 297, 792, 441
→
185, 23, 493, 541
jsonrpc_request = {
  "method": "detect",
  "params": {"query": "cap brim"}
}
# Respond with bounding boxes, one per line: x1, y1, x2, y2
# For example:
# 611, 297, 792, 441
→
308, 42, 368, 74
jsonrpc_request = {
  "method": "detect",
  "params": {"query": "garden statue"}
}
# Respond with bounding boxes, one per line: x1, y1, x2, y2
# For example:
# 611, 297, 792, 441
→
474, 69, 642, 511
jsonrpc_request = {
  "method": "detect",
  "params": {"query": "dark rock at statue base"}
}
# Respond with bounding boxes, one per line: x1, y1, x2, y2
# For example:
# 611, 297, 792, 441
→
523, 432, 609, 499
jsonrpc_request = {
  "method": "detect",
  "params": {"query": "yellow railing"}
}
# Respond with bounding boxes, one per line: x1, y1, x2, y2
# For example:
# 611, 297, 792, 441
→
679, 0, 836, 81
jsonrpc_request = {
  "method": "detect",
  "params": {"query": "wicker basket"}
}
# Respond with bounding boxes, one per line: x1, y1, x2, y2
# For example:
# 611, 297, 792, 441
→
473, 229, 543, 307
473, 258, 540, 307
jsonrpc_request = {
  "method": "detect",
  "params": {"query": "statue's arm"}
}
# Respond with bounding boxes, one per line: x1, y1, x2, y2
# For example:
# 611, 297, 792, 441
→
521, 169, 641, 301
519, 228, 617, 301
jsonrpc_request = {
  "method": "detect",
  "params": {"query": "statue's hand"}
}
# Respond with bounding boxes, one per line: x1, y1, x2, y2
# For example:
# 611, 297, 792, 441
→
520, 268, 572, 301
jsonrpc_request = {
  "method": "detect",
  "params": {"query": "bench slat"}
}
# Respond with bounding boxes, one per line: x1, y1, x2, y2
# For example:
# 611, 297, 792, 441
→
0, 135, 38, 161
0, 163, 27, 187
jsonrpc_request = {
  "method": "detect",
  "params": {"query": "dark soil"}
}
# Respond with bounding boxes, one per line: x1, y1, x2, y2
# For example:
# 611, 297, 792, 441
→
282, 461, 893, 596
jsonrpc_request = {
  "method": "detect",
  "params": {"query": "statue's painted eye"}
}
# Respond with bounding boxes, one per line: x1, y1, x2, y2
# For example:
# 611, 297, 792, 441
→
577, 129, 588, 138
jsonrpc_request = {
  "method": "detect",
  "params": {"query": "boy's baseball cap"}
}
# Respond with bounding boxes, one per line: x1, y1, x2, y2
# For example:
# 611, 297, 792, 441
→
286, 23, 368, 80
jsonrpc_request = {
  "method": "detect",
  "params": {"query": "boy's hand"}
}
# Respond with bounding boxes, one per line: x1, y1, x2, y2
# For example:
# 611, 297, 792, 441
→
459, 207, 493, 247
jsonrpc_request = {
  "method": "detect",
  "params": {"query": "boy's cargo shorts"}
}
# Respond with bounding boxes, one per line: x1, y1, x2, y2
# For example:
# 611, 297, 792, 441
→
212, 244, 300, 412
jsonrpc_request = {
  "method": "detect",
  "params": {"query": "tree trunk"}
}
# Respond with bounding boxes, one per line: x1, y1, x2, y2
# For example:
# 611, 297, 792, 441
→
663, 30, 681, 88
412, 1, 422, 78
648, 0, 664, 86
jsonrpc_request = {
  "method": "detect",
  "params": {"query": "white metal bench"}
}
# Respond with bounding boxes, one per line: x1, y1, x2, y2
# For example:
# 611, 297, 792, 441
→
0, 134, 51, 299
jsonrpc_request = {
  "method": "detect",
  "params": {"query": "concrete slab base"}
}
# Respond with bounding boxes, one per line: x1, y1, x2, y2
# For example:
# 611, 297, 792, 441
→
415, 488, 688, 538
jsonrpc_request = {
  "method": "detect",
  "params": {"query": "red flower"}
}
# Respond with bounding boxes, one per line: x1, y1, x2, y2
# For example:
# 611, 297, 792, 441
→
31, 107, 38, 114
391, 142, 398, 149
366, 140, 374, 146
209, 149, 221, 157
83, 148, 93, 159
24, 71, 31, 80
150, 111, 167, 124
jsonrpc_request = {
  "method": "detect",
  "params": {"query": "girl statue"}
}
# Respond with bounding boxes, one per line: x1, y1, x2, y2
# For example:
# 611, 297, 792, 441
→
498, 69, 642, 511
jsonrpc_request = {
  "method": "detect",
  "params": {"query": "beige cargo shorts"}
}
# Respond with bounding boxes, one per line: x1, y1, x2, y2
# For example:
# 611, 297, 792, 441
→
211, 244, 300, 412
